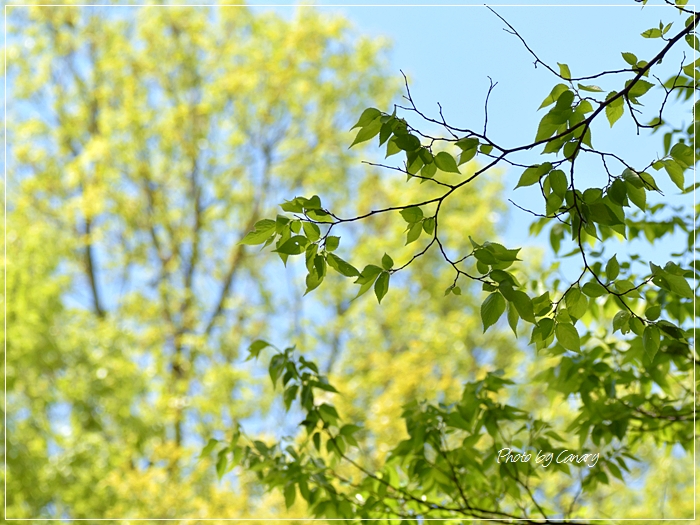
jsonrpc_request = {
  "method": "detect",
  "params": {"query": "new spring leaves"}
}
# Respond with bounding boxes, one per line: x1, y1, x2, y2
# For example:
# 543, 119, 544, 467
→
241, 12, 696, 357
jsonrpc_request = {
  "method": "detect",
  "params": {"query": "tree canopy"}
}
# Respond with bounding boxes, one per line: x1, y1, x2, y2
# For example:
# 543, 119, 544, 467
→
4, 1, 698, 523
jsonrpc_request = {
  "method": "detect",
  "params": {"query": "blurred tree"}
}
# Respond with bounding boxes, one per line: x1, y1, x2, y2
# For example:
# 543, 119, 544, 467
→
4, 2, 401, 519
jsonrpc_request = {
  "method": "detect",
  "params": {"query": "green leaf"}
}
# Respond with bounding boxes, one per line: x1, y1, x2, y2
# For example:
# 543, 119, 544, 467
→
434, 151, 460, 174
507, 301, 519, 336
556, 322, 581, 352
381, 253, 394, 270
459, 147, 478, 165
400, 206, 423, 223
549, 170, 568, 198
421, 161, 437, 179
304, 269, 324, 295
200, 438, 219, 459
248, 339, 272, 360
240, 219, 276, 245
394, 133, 421, 151
645, 304, 661, 321
626, 182, 646, 211
481, 292, 506, 332
670, 142, 694, 169
539, 83, 570, 109
621, 52, 637, 66
422, 217, 435, 235
557, 62, 572, 80
577, 83, 603, 92
613, 310, 631, 333
374, 271, 390, 303
606, 255, 620, 280
284, 484, 296, 509
351, 107, 381, 129
283, 385, 299, 410
663, 159, 685, 190
511, 291, 536, 322
327, 253, 360, 277
216, 449, 228, 479
515, 162, 552, 189
325, 236, 340, 252
479, 144, 494, 155
386, 136, 401, 158
350, 117, 382, 148
302, 222, 320, 242
275, 235, 308, 255
280, 199, 303, 213
565, 287, 588, 319
605, 92, 624, 127
643, 325, 660, 360
582, 281, 607, 297
406, 221, 423, 245
641, 27, 662, 38
627, 79, 654, 98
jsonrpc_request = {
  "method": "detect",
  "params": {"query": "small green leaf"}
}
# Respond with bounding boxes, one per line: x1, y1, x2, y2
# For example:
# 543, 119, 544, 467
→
422, 217, 435, 235
327, 253, 360, 277
606, 255, 620, 280
511, 291, 536, 322
400, 206, 424, 223
216, 450, 228, 479
539, 83, 570, 109
276, 235, 308, 255
645, 304, 661, 321
507, 301, 519, 336
302, 222, 320, 242
626, 182, 646, 211
557, 62, 572, 80
240, 219, 276, 245
670, 142, 694, 168
621, 52, 637, 66
663, 159, 685, 190
381, 253, 394, 270
350, 117, 382, 148
556, 322, 581, 352
605, 92, 624, 127
577, 83, 603, 92
248, 340, 272, 360
549, 170, 568, 198
406, 222, 423, 245
325, 236, 340, 252
394, 133, 421, 151
641, 27, 662, 38
582, 281, 607, 297
627, 79, 654, 98
374, 271, 390, 303
351, 107, 381, 129
434, 151, 460, 173
481, 292, 506, 332
284, 484, 296, 509
643, 325, 660, 360
200, 438, 219, 459
565, 287, 588, 319
613, 310, 631, 333
515, 162, 552, 189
